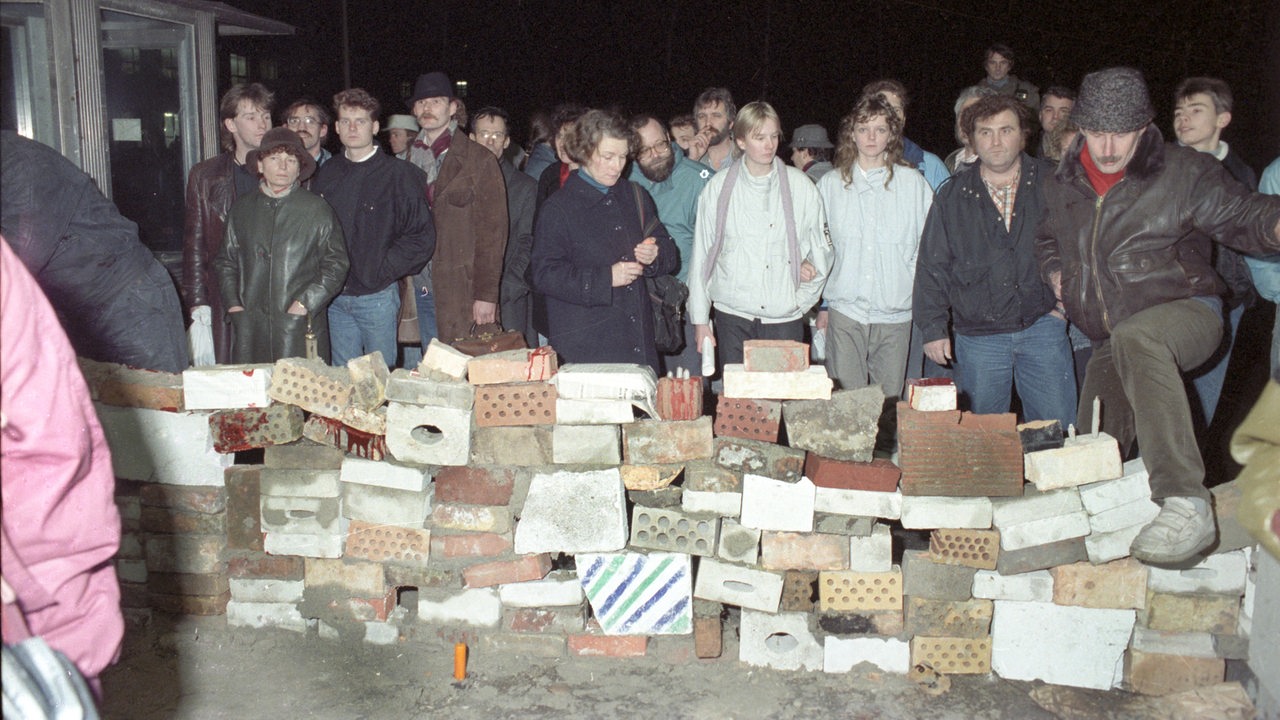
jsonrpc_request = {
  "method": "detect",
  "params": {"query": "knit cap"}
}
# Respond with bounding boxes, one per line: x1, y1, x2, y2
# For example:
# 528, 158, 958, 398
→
1071, 67, 1154, 133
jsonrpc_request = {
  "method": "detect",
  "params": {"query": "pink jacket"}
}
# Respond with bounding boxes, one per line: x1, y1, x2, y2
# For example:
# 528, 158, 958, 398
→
1, 237, 123, 687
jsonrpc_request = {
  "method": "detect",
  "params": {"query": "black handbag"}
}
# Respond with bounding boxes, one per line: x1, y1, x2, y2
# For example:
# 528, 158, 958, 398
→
632, 186, 689, 354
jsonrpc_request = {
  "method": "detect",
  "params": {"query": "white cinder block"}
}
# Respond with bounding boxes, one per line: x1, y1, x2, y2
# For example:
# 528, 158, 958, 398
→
259, 468, 341, 498
1024, 433, 1123, 491
682, 490, 742, 517
972, 569, 1055, 602
340, 457, 430, 492
824, 636, 911, 674
900, 496, 992, 529
1147, 550, 1248, 595
342, 482, 433, 527
813, 487, 902, 520
1087, 497, 1159, 534
551, 364, 659, 418
384, 368, 475, 410
1249, 549, 1279, 702
999, 511, 1091, 551
555, 398, 637, 425
1085, 525, 1145, 564
723, 364, 832, 400
991, 600, 1134, 690
95, 404, 232, 485
740, 610, 823, 671
498, 575, 585, 608
1130, 627, 1218, 659
363, 621, 401, 646
716, 519, 761, 565
229, 578, 305, 603
1240, 545, 1257, 638
226, 601, 308, 632
693, 557, 783, 612
992, 488, 1084, 528
420, 339, 470, 380
848, 523, 893, 572
260, 496, 343, 535
514, 469, 628, 554
385, 402, 472, 466
183, 364, 274, 409
552, 424, 621, 464
1077, 462, 1152, 515
739, 475, 815, 532
264, 528, 345, 558
907, 380, 957, 412
417, 587, 501, 627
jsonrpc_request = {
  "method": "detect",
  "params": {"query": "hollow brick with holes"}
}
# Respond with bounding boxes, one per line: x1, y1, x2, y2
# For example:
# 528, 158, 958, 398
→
910, 635, 992, 674
344, 520, 431, 567
713, 396, 782, 442
473, 382, 558, 427
818, 568, 903, 612
628, 506, 719, 556
929, 529, 1000, 570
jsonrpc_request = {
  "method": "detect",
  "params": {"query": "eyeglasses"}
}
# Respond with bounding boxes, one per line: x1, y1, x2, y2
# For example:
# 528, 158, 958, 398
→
637, 140, 671, 160
476, 130, 507, 141
286, 116, 320, 127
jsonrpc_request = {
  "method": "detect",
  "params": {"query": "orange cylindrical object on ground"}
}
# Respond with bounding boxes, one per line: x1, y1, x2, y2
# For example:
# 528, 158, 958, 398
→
453, 642, 467, 681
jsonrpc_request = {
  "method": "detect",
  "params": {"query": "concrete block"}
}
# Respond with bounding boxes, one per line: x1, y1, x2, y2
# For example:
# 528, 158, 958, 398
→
552, 424, 620, 464
1088, 497, 1161, 534
1249, 550, 1280, 709
906, 377, 956, 411
1144, 591, 1240, 634
911, 636, 992, 675
419, 338, 470, 380
824, 636, 910, 674
384, 368, 475, 410
264, 440, 346, 470
743, 339, 809, 372
724, 364, 831, 400
470, 425, 553, 465
1077, 459, 1152, 514
816, 514, 876, 537
504, 603, 587, 634
782, 388, 882, 462
805, 454, 900, 493
900, 495, 992, 529
95, 405, 233, 485
555, 398, 636, 425
498, 573, 584, 608
906, 597, 993, 638
713, 396, 781, 442
260, 496, 342, 535
713, 437, 805, 481
341, 482, 432, 527
997, 536, 1088, 575
693, 558, 783, 612
344, 520, 430, 567
991, 600, 1135, 690
739, 610, 823, 671
849, 523, 893, 572
814, 487, 902, 520
998, 510, 1091, 551
901, 549, 978, 601
260, 468, 341, 498
818, 568, 903, 612
684, 460, 742, 492
760, 531, 848, 570
1125, 650, 1226, 696
1147, 551, 1247, 595
182, 363, 272, 410
467, 347, 556, 385
344, 351, 390, 410
340, 457, 429, 492
430, 504, 511, 533
264, 529, 345, 558
433, 466, 515, 505
301, 415, 388, 461
226, 601, 308, 632
656, 376, 703, 421
993, 485, 1085, 526
474, 382, 557, 426
780, 570, 818, 612
578, 552, 692, 635
430, 532, 512, 559
623, 417, 713, 464
929, 529, 999, 570
514, 469, 628, 554
385, 402, 471, 466
417, 587, 501, 627
79, 359, 184, 411
1086, 524, 1146, 565
1131, 627, 1218, 659
681, 490, 742, 517
1025, 432, 1123, 491
739, 475, 815, 532
1051, 558, 1147, 609
334, 404, 386, 435
463, 554, 553, 588
898, 406, 1024, 497
972, 569, 1054, 602
1018, 419, 1065, 453
229, 578, 305, 603
267, 357, 353, 418
716, 519, 760, 565
629, 506, 718, 556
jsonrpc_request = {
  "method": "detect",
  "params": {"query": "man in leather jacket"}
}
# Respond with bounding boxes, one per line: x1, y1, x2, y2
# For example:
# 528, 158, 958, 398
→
1036, 67, 1280, 566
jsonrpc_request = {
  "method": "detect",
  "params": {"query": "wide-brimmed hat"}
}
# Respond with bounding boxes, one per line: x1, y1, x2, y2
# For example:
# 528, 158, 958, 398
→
408, 71, 453, 106
246, 127, 316, 183
384, 114, 419, 133
1071, 67, 1154, 133
791, 124, 833, 149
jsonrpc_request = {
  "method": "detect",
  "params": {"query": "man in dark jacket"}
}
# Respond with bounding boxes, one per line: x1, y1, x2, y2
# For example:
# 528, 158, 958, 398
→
182, 83, 274, 363
1, 131, 188, 372
1037, 67, 1280, 565
913, 95, 1075, 430
312, 88, 435, 368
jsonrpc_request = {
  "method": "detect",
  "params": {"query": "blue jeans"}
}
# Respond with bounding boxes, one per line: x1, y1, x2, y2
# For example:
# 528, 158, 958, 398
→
954, 313, 1077, 430
328, 284, 400, 368
401, 289, 439, 369
1188, 301, 1244, 428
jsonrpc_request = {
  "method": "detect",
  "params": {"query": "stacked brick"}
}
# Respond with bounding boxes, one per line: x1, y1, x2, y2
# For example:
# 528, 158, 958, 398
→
87, 355, 1263, 696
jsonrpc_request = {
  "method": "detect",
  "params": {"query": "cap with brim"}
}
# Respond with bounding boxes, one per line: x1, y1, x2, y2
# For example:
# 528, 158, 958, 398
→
246, 127, 316, 183
384, 114, 419, 133
408, 71, 452, 106
790, 124, 834, 149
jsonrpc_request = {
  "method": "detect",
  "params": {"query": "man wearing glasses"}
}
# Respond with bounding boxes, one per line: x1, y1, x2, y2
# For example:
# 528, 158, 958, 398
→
281, 98, 333, 171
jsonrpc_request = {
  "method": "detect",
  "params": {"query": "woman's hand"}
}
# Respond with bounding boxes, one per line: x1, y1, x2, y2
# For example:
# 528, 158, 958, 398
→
634, 238, 658, 266
612, 261, 644, 287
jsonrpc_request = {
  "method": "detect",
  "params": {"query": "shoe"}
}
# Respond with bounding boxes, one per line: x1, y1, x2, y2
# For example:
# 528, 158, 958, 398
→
1130, 497, 1216, 565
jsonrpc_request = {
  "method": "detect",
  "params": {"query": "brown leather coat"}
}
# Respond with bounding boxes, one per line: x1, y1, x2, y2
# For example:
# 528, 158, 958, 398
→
183, 152, 243, 362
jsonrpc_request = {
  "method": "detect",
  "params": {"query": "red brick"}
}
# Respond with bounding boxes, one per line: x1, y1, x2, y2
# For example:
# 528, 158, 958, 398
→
139, 484, 227, 514
433, 466, 515, 505
742, 339, 809, 373
505, 604, 587, 633
305, 558, 386, 597
150, 590, 230, 616
714, 396, 781, 442
463, 554, 553, 588
466, 348, 556, 385
474, 382, 557, 426
227, 552, 304, 580
301, 415, 387, 461
140, 506, 227, 535
898, 403, 1024, 497
210, 406, 304, 453
345, 520, 431, 566
431, 532, 513, 559
148, 571, 230, 597
693, 616, 722, 658
226, 465, 263, 552
79, 358, 184, 411
323, 588, 397, 622
761, 532, 849, 570
657, 377, 704, 421
119, 581, 149, 608
568, 633, 649, 657
804, 454, 901, 492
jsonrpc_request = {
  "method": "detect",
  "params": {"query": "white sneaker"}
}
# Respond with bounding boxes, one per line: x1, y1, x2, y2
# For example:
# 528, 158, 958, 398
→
1130, 497, 1216, 565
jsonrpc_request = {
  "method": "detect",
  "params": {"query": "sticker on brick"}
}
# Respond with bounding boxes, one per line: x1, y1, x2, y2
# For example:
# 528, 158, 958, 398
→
578, 552, 692, 635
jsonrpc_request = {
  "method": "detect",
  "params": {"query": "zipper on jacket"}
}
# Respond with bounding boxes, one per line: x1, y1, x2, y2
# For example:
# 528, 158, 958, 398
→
1083, 181, 1112, 335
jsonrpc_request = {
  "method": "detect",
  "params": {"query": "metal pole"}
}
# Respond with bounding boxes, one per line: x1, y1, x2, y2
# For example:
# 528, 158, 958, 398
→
341, 0, 351, 89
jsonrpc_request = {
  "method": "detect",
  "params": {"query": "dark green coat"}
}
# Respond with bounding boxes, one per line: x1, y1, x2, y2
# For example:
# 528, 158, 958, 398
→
215, 185, 348, 363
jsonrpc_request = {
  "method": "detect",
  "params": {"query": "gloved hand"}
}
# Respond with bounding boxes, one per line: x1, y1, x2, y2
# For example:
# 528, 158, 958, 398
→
188, 305, 215, 366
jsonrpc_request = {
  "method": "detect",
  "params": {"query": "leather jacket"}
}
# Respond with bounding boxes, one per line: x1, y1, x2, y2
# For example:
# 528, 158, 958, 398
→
1037, 126, 1280, 342
183, 153, 243, 361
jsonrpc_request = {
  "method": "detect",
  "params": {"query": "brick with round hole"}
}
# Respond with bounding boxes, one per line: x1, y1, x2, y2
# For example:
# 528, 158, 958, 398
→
929, 528, 1000, 570
474, 382, 557, 427
385, 401, 472, 466
909, 635, 992, 674
818, 568, 903, 612
629, 505, 719, 557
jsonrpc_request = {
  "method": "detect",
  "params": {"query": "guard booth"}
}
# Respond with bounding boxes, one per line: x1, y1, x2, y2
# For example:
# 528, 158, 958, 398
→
1, 0, 291, 254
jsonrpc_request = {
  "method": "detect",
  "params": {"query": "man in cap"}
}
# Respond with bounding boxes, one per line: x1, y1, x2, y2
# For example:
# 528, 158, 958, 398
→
1037, 67, 1280, 565
790, 124, 835, 183
384, 114, 418, 159
405, 70, 508, 346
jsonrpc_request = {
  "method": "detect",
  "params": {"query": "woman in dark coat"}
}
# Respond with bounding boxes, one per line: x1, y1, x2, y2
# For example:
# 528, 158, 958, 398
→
531, 109, 677, 372
215, 127, 348, 363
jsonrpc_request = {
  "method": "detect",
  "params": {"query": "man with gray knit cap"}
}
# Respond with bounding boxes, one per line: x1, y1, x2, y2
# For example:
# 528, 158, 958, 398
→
1037, 67, 1280, 565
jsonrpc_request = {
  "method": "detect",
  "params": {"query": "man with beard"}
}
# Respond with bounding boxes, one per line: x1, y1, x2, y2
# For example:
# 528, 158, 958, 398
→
686, 87, 737, 173
282, 98, 332, 170
629, 113, 712, 375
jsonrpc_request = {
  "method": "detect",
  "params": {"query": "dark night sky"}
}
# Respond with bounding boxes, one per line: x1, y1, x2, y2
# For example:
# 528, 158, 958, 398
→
221, 0, 1280, 170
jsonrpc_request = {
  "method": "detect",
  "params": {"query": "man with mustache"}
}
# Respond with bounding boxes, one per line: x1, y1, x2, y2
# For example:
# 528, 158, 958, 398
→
1037, 67, 1280, 566
686, 87, 737, 173
282, 97, 332, 171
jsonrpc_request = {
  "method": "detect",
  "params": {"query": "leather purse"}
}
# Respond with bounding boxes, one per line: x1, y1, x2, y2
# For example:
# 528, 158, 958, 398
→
449, 323, 526, 357
397, 277, 421, 345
